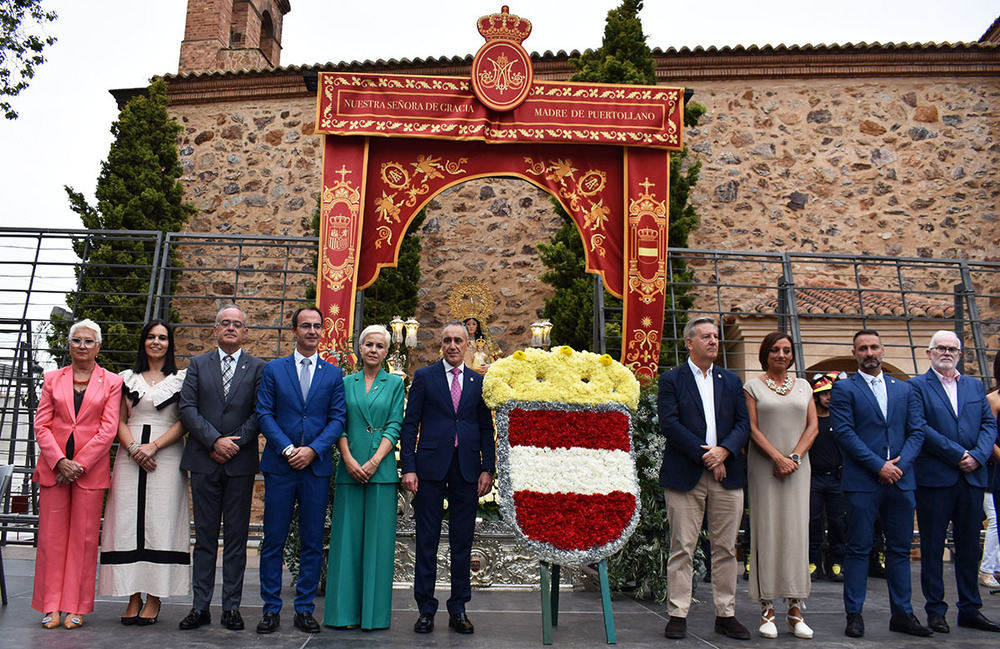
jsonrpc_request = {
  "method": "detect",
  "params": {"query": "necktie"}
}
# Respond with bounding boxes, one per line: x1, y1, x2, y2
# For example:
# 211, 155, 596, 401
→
450, 367, 462, 413
222, 354, 234, 398
871, 376, 888, 419
300, 358, 312, 401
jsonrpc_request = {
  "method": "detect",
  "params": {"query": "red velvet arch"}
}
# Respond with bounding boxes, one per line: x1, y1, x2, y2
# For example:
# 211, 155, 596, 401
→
314, 72, 683, 379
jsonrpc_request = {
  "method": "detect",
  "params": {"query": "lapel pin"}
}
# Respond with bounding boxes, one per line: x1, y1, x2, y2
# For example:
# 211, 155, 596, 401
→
241, 364, 246, 370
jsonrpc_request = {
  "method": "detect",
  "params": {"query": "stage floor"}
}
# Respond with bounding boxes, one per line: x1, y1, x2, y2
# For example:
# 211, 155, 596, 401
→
4, 544, 1000, 647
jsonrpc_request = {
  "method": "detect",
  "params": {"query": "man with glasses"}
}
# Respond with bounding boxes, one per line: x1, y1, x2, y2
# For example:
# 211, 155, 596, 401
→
910, 331, 1000, 633
254, 306, 346, 634
178, 306, 265, 631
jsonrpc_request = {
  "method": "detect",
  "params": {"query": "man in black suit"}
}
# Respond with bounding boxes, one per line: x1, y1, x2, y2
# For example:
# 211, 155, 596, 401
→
400, 321, 495, 635
658, 317, 751, 641
178, 305, 265, 631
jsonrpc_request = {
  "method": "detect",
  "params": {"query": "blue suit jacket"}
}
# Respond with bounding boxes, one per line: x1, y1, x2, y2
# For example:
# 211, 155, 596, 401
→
830, 372, 925, 492
657, 362, 750, 491
400, 362, 495, 483
909, 369, 996, 489
256, 354, 346, 476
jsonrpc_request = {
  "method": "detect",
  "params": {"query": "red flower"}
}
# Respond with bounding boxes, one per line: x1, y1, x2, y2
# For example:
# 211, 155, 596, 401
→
508, 409, 629, 451
514, 491, 637, 551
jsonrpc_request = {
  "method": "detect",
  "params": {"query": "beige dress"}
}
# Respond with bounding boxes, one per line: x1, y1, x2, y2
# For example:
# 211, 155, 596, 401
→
745, 377, 812, 601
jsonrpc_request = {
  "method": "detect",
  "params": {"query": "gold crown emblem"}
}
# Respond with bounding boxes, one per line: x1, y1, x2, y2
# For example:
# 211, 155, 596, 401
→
328, 211, 352, 229
637, 227, 658, 241
477, 6, 531, 43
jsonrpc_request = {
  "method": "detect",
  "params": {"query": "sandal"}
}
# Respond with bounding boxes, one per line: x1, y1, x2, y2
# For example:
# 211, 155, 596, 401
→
42, 612, 61, 629
64, 614, 84, 630
787, 601, 813, 639
760, 602, 778, 638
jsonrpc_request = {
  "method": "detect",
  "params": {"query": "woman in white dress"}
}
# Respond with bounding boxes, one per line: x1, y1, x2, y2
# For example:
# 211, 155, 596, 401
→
99, 320, 189, 625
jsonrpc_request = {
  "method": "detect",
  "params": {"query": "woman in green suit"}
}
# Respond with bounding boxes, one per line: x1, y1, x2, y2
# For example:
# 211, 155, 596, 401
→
324, 324, 404, 630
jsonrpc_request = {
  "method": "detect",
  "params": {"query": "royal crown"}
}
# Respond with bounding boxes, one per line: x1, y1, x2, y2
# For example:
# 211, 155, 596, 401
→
477, 6, 531, 44
637, 226, 659, 242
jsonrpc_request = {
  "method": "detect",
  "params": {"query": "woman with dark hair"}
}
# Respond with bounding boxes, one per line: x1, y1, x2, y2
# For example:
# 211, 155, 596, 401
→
32, 319, 123, 629
744, 331, 818, 638
99, 320, 189, 626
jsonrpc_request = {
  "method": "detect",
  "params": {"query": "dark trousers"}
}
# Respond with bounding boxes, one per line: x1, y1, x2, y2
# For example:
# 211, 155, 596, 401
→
259, 469, 330, 614
916, 480, 985, 617
413, 449, 478, 617
809, 472, 847, 568
190, 469, 254, 611
843, 486, 916, 616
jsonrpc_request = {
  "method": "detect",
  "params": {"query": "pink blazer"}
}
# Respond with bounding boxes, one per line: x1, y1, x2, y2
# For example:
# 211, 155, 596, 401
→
32, 364, 123, 489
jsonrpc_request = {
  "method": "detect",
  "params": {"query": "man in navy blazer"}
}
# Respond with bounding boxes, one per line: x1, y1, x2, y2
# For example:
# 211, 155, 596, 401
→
401, 321, 495, 635
659, 317, 751, 641
910, 330, 1000, 633
830, 329, 931, 638
254, 306, 346, 635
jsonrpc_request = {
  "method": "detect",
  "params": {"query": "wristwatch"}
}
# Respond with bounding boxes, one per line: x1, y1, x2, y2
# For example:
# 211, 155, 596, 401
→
789, 453, 801, 465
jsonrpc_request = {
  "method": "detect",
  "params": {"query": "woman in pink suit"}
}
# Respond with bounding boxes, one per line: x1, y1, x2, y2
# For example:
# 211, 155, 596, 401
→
32, 319, 123, 629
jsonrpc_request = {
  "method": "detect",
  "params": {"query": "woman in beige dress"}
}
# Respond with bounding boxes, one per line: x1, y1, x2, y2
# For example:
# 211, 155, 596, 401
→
744, 331, 818, 639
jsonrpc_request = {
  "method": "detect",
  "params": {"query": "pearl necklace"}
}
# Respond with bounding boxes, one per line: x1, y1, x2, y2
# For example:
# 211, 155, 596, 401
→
765, 375, 795, 395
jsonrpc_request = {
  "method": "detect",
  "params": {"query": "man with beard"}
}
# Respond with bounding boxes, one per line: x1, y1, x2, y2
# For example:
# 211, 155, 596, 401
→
909, 331, 1000, 633
830, 330, 930, 638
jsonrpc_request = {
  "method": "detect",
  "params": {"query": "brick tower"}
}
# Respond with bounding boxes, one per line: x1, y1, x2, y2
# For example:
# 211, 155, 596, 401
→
178, 0, 291, 74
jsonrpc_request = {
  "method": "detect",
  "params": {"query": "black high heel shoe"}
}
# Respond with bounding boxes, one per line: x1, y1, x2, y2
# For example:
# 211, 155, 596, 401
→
121, 596, 144, 626
137, 598, 160, 626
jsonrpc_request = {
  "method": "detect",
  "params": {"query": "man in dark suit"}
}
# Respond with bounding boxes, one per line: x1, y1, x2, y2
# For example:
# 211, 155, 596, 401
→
401, 321, 495, 635
658, 317, 751, 641
254, 306, 346, 635
910, 330, 1000, 633
178, 306, 265, 631
830, 329, 931, 638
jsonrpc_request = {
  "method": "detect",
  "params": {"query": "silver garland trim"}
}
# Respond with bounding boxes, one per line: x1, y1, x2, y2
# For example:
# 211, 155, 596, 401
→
495, 399, 641, 567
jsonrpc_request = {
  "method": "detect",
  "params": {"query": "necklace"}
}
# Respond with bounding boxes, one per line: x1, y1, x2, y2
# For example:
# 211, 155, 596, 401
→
765, 374, 795, 395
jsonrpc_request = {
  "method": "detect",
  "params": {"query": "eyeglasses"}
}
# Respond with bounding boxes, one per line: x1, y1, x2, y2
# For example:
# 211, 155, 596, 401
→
69, 337, 98, 348
931, 346, 960, 354
217, 320, 245, 329
297, 322, 323, 331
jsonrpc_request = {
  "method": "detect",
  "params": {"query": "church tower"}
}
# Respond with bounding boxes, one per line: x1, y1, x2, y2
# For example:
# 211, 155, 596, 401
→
178, 0, 291, 74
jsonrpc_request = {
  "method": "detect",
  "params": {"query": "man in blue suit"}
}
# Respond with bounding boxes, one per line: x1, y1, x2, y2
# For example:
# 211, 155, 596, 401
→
910, 330, 1000, 633
401, 321, 495, 635
659, 317, 751, 641
254, 306, 346, 635
830, 329, 931, 638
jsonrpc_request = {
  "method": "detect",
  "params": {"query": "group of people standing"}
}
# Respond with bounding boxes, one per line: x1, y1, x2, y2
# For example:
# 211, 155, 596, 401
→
28, 306, 1000, 640
659, 317, 1000, 641
30, 307, 494, 636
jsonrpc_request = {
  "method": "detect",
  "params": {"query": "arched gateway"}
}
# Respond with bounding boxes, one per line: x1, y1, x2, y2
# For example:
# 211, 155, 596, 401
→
313, 7, 685, 379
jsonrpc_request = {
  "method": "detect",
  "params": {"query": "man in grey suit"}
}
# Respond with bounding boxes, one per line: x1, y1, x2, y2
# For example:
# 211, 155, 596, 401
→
178, 305, 265, 631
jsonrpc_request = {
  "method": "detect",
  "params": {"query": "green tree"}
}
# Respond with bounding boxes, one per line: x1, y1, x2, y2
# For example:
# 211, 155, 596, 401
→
536, 0, 707, 602
52, 78, 195, 370
0, 0, 56, 119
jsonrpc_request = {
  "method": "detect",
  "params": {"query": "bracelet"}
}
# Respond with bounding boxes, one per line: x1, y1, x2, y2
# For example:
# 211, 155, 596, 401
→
127, 442, 139, 456
152, 439, 160, 451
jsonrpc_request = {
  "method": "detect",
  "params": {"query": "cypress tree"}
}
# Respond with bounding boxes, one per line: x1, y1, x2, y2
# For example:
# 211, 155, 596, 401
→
53, 78, 195, 370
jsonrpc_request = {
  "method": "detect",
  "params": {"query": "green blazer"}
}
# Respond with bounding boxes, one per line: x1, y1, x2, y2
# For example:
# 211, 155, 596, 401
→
335, 369, 404, 484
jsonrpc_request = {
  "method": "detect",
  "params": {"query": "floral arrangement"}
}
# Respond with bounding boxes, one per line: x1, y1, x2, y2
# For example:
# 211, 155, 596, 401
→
483, 347, 641, 566
483, 346, 640, 411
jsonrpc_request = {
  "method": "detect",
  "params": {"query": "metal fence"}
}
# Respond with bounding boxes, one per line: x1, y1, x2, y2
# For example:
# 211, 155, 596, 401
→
1, 228, 999, 544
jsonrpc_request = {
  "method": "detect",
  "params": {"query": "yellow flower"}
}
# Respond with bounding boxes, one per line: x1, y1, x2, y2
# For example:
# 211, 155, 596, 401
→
483, 347, 640, 410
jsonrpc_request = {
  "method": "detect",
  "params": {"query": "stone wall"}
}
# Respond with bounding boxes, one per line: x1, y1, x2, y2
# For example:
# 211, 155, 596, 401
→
166, 73, 999, 362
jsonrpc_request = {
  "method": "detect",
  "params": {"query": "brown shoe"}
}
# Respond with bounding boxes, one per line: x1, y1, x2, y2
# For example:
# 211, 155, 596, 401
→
664, 616, 687, 639
715, 615, 751, 640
